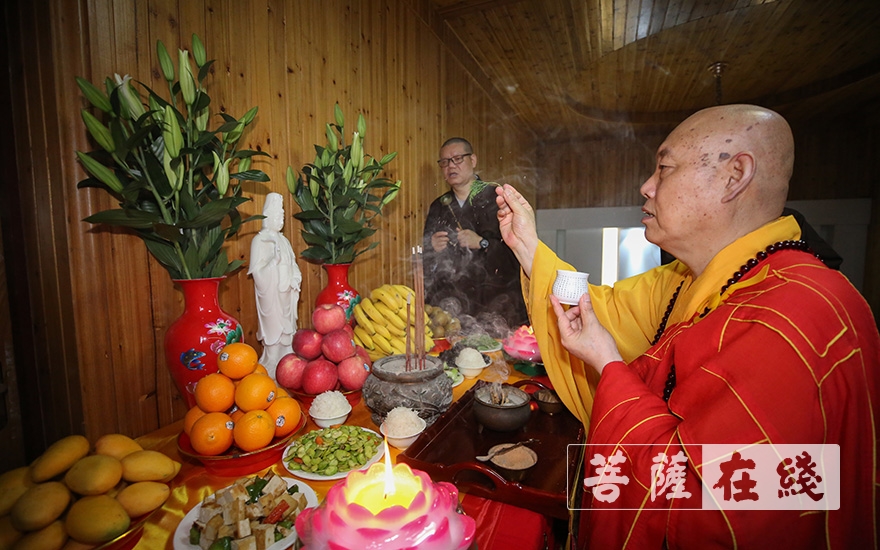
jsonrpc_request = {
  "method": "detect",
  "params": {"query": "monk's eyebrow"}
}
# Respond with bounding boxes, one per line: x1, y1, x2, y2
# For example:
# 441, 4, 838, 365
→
657, 148, 671, 161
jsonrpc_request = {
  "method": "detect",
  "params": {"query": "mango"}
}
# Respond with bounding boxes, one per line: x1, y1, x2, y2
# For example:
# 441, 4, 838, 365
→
93, 434, 142, 461
0, 466, 35, 516
64, 495, 130, 544
115, 481, 170, 518
158, 460, 182, 483
61, 539, 98, 550
10, 482, 71, 532
63, 455, 123, 496
120, 450, 176, 483
11, 520, 67, 550
30, 435, 90, 482
0, 515, 23, 549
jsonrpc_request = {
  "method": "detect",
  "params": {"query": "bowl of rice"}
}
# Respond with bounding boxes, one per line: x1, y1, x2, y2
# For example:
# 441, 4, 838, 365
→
380, 407, 427, 450
308, 390, 353, 428
455, 347, 491, 379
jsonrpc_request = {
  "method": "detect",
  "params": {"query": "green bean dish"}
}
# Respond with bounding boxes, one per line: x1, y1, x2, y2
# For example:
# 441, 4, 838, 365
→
283, 426, 383, 479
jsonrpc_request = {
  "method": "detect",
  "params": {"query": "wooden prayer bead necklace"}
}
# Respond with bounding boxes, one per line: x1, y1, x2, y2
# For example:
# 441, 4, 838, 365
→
656, 239, 818, 402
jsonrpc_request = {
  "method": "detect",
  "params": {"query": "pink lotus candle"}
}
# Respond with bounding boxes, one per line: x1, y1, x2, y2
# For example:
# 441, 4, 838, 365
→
296, 443, 475, 549
502, 325, 542, 363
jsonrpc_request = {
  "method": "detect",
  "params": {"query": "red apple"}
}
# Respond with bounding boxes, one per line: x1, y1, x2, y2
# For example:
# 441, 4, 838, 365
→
337, 355, 370, 391
340, 324, 354, 338
275, 353, 309, 391
354, 345, 372, 368
292, 328, 323, 360
312, 304, 347, 334
321, 328, 357, 364
301, 359, 338, 395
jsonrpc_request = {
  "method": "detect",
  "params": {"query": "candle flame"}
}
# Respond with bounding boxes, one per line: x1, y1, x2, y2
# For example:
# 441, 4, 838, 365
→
382, 437, 396, 497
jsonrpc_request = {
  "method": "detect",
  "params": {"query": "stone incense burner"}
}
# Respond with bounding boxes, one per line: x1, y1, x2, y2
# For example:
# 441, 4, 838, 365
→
362, 355, 452, 427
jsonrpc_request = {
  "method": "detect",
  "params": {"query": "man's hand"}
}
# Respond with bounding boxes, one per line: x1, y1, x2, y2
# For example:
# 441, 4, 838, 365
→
431, 231, 451, 252
550, 294, 622, 375
495, 184, 539, 276
456, 228, 481, 249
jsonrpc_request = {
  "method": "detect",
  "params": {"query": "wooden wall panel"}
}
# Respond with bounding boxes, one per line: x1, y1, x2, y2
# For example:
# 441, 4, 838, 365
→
4, 0, 536, 444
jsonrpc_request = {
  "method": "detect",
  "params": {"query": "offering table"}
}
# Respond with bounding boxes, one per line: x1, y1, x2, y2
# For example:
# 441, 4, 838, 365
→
134, 353, 580, 549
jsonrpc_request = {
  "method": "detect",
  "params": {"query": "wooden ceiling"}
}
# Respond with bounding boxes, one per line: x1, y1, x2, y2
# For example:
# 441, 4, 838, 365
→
428, 0, 880, 140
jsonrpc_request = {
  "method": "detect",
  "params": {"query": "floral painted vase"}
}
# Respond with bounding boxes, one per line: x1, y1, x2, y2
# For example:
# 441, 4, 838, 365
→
315, 263, 361, 322
164, 277, 243, 408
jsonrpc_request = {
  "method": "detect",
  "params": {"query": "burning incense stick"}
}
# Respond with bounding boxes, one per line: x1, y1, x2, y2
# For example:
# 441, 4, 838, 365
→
414, 246, 426, 370
405, 292, 412, 372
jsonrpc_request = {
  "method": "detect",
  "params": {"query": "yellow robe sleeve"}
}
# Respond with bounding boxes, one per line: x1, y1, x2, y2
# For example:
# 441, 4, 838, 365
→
526, 242, 687, 426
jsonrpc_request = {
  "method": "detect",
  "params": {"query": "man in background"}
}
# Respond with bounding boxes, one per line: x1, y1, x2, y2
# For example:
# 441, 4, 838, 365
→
423, 138, 527, 334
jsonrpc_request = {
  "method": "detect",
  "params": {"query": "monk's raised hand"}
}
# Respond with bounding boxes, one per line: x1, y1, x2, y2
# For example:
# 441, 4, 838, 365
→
495, 184, 539, 276
550, 293, 622, 375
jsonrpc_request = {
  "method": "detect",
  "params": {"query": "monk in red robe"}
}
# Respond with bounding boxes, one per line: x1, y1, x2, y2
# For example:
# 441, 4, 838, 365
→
496, 104, 879, 548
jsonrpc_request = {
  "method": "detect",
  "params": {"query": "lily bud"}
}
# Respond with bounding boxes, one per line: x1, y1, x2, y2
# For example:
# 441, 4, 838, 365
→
156, 40, 175, 82
241, 106, 258, 125
81, 110, 114, 153
325, 123, 338, 152
238, 156, 252, 173
357, 113, 366, 138
212, 151, 221, 174
76, 77, 111, 113
178, 50, 196, 106
114, 74, 145, 121
224, 121, 244, 145
309, 178, 319, 199
342, 158, 353, 184
286, 166, 297, 194
162, 105, 183, 158
148, 95, 164, 123
76, 151, 124, 193
163, 148, 178, 190
191, 34, 207, 68
194, 107, 209, 132
380, 184, 401, 207
215, 158, 230, 195
334, 103, 345, 129
350, 132, 363, 171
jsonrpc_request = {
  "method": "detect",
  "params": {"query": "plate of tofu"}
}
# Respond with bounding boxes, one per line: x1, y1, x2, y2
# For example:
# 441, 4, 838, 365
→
173, 471, 318, 550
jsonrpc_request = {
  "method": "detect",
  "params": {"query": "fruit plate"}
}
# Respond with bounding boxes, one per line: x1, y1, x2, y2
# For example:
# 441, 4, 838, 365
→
444, 366, 464, 388
458, 335, 502, 353
172, 477, 318, 550
281, 427, 385, 481
177, 413, 308, 477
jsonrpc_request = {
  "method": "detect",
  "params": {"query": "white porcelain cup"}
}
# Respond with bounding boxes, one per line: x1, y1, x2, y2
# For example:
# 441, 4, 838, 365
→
552, 270, 589, 305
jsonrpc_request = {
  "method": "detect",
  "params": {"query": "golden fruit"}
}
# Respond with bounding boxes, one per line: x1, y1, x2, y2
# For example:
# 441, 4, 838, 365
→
65, 495, 130, 544
120, 450, 176, 483
0, 515, 23, 549
115, 481, 170, 518
63, 454, 124, 495
12, 519, 67, 550
93, 433, 143, 460
10, 481, 71, 532
0, 466, 34, 516
30, 435, 90, 483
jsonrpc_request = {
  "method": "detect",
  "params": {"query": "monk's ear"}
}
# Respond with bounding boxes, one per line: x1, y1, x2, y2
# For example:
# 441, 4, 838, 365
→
721, 152, 755, 203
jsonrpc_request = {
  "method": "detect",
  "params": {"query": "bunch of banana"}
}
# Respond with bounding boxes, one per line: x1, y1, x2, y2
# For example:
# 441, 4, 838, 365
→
352, 284, 434, 359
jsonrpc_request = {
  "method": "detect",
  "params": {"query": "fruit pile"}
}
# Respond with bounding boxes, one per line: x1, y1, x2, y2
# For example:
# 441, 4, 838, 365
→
276, 303, 372, 396
351, 284, 434, 360
0, 432, 179, 548
425, 303, 461, 339
184, 342, 303, 456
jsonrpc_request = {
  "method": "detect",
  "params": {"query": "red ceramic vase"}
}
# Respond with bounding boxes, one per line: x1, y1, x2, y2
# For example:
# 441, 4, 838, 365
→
164, 277, 243, 407
315, 263, 360, 323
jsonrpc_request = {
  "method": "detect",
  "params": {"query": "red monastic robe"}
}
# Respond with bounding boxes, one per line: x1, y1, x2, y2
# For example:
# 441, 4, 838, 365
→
527, 217, 880, 548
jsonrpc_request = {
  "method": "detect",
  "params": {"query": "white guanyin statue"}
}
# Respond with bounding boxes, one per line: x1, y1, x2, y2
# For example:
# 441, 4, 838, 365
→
249, 193, 302, 378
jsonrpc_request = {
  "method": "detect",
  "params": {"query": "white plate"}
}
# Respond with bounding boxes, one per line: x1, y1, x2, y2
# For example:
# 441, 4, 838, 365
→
173, 477, 318, 550
445, 367, 464, 387
282, 427, 385, 481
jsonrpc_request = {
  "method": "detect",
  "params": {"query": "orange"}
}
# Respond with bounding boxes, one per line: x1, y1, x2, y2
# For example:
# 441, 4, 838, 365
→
275, 386, 290, 399
266, 397, 302, 438
193, 373, 236, 412
183, 405, 208, 436
190, 412, 234, 456
217, 342, 259, 380
233, 410, 275, 452
234, 373, 277, 412
253, 363, 269, 376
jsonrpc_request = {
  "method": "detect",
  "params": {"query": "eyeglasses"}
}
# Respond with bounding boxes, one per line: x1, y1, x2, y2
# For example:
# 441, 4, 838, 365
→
437, 153, 472, 168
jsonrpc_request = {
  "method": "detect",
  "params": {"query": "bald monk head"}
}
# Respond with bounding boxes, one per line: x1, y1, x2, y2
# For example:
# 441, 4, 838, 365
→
640, 104, 794, 275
